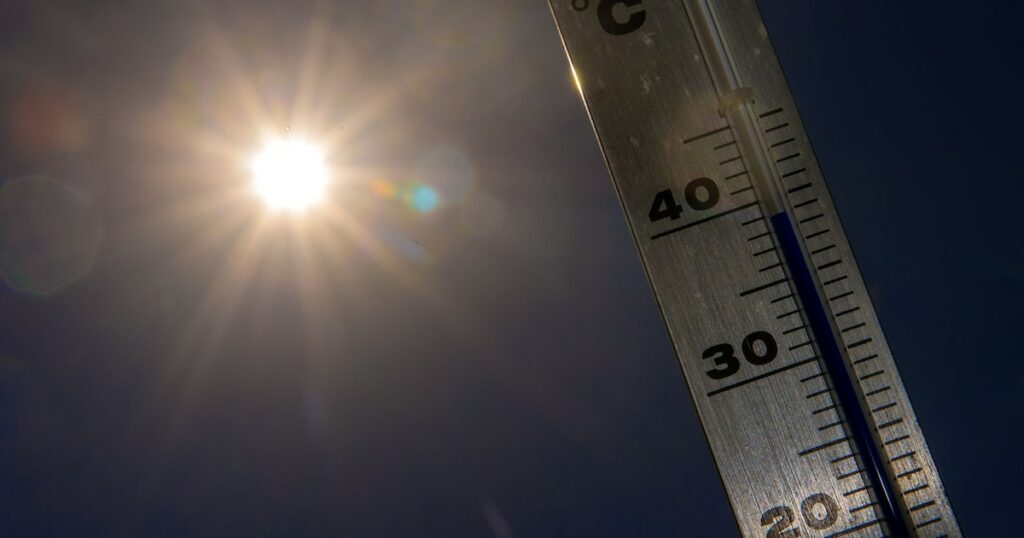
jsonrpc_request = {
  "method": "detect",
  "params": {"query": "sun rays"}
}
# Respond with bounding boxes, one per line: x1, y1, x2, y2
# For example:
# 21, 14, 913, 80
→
128, 4, 473, 444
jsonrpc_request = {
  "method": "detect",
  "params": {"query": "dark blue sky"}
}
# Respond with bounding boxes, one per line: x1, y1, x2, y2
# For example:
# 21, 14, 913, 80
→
0, 1, 1020, 536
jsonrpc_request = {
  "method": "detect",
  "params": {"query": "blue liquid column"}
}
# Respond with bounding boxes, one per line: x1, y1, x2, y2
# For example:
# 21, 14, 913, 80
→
770, 212, 910, 537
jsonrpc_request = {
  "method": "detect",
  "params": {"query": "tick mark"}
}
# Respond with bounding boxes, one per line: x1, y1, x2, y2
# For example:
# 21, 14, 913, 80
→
719, 155, 742, 166
848, 338, 872, 349
876, 417, 904, 430
682, 125, 730, 144
817, 259, 843, 270
822, 273, 849, 285
776, 153, 801, 164
883, 434, 910, 446
852, 354, 879, 365
739, 278, 787, 297
651, 202, 760, 239
799, 435, 851, 456
706, 357, 818, 397
811, 244, 837, 255
903, 483, 930, 495
889, 451, 915, 463
841, 322, 866, 333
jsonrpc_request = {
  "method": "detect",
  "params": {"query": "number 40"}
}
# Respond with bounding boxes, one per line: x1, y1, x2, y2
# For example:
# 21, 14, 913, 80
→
648, 177, 720, 222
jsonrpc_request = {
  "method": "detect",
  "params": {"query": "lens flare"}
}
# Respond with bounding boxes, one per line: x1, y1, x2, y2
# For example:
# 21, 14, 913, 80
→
250, 138, 329, 212
409, 184, 440, 213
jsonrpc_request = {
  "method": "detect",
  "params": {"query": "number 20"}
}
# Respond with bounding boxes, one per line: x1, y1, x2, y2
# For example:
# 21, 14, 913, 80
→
761, 493, 840, 537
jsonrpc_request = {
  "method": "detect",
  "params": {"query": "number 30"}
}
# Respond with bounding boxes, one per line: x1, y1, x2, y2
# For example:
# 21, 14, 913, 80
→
702, 331, 778, 380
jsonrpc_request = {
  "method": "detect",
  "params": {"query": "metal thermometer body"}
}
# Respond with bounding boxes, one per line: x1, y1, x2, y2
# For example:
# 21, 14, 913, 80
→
548, 1, 959, 536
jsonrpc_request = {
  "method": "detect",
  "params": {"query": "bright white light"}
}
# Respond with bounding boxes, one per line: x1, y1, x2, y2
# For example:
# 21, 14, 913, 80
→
251, 138, 329, 212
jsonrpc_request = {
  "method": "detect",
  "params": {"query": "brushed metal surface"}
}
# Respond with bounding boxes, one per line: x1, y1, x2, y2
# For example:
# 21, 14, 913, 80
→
548, 1, 959, 536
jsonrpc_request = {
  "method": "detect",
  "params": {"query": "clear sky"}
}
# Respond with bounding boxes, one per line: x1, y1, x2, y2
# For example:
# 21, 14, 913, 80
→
0, 1, 1021, 536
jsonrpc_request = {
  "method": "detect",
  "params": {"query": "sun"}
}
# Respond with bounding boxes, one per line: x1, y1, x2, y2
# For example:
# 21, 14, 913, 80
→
250, 138, 329, 212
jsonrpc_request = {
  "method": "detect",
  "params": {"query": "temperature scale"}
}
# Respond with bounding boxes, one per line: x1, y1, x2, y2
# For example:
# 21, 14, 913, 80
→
548, 1, 959, 536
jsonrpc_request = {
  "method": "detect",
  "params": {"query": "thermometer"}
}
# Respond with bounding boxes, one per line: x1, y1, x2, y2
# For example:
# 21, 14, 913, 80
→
548, 1, 960, 536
